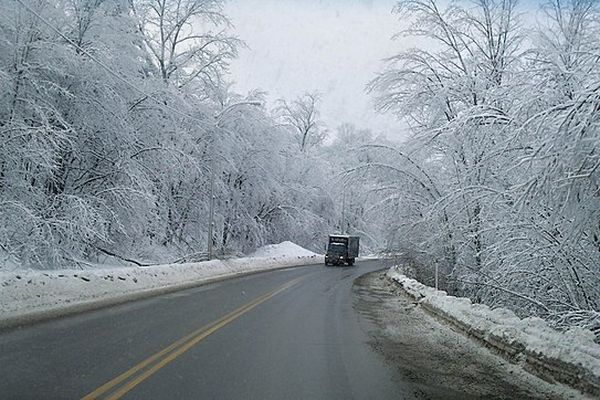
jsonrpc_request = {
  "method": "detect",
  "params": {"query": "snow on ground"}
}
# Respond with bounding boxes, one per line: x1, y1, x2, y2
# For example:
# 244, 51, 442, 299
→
0, 242, 322, 328
249, 241, 318, 258
355, 272, 585, 399
387, 267, 600, 397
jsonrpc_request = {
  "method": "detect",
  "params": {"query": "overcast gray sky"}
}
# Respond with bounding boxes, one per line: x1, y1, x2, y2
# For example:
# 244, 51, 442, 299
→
225, 0, 407, 140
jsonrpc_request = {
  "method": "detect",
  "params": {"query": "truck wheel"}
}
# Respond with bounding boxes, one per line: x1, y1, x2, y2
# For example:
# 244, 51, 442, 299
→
348, 259, 355, 266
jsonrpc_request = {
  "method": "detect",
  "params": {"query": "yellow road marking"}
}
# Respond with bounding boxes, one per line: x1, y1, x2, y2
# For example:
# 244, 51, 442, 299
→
82, 276, 305, 400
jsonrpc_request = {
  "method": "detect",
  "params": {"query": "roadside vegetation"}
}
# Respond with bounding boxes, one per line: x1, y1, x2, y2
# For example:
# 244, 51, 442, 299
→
367, 0, 600, 337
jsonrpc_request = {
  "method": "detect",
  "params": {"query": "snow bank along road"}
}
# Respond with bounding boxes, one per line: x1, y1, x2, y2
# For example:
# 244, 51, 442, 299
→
386, 269, 600, 397
0, 260, 585, 400
0, 241, 320, 330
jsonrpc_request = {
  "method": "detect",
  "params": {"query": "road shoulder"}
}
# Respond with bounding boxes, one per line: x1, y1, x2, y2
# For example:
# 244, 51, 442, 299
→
353, 271, 587, 400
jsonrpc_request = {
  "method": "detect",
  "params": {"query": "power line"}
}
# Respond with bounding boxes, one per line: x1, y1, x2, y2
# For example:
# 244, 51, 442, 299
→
14, 0, 215, 129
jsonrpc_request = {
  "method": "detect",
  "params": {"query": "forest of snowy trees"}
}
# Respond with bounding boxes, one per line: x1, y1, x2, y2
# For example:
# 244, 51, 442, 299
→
0, 0, 377, 268
368, 0, 600, 335
0, 0, 598, 335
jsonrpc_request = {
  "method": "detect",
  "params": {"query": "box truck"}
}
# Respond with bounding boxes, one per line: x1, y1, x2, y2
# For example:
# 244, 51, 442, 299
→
325, 235, 359, 266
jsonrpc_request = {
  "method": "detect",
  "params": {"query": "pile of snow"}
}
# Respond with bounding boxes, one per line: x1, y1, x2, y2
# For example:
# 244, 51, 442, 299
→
387, 267, 600, 396
0, 242, 322, 329
249, 241, 317, 258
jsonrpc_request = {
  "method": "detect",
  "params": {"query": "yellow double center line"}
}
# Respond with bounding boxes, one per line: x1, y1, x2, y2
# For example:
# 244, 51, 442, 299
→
82, 275, 305, 400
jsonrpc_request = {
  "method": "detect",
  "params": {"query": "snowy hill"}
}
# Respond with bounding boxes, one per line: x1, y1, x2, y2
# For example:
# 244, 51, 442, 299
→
250, 241, 318, 258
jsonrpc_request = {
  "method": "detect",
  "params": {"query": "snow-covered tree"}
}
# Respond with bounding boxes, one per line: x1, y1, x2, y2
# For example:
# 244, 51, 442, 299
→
0, 0, 339, 267
275, 92, 327, 153
130, 0, 239, 88
368, 0, 600, 335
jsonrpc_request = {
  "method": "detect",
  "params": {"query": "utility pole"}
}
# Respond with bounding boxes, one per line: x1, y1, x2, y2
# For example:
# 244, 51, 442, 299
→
341, 188, 346, 234
207, 163, 215, 260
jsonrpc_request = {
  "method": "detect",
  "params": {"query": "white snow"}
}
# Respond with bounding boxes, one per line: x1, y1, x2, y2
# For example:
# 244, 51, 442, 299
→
387, 267, 600, 392
249, 240, 318, 258
0, 242, 322, 327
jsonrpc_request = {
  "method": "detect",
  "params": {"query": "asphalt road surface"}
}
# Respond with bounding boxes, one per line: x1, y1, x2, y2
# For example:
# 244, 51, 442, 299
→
0, 260, 580, 400
0, 260, 419, 400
